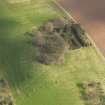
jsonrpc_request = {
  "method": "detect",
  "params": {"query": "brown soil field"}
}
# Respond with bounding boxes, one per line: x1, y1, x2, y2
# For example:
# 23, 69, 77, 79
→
58, 0, 105, 56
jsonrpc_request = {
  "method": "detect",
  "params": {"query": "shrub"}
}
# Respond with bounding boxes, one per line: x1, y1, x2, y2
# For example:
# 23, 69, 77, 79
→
43, 22, 54, 33
32, 26, 38, 35
36, 33, 66, 64
43, 33, 66, 53
78, 82, 105, 105
32, 31, 44, 47
71, 24, 91, 46
0, 78, 13, 105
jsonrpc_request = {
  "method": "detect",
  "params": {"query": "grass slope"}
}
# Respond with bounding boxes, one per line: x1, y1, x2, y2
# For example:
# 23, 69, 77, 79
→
0, 0, 105, 105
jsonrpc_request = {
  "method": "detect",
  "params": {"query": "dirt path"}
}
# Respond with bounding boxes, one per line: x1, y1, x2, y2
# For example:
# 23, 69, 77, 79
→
58, 0, 105, 56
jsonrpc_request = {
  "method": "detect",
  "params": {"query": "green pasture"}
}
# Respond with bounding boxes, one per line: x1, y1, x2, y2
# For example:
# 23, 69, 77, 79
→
0, 0, 105, 105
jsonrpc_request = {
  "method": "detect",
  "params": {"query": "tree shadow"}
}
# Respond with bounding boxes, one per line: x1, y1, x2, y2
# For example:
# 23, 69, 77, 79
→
0, 18, 20, 28
0, 18, 38, 88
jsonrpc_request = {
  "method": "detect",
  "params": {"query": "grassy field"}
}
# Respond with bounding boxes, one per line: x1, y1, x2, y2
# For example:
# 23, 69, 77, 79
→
0, 0, 105, 105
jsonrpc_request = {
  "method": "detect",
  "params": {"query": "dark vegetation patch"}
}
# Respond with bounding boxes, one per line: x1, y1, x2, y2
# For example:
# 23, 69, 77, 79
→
71, 24, 91, 47
0, 18, 20, 29
36, 33, 66, 64
78, 81, 105, 105
25, 18, 91, 64
0, 78, 14, 105
0, 17, 34, 88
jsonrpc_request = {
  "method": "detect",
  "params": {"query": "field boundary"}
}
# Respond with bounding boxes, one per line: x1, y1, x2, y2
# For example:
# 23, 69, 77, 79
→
53, 0, 105, 61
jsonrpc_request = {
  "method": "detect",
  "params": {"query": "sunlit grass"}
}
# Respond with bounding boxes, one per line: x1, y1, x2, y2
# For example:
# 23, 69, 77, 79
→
0, 0, 105, 105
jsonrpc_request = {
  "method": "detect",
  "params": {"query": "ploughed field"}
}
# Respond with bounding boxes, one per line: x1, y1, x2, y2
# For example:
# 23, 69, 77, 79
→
0, 0, 105, 105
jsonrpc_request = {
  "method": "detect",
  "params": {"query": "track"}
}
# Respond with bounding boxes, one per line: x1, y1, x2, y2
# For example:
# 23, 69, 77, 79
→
58, 0, 105, 56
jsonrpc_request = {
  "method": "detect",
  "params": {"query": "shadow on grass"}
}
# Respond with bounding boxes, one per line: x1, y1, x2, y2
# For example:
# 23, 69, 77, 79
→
0, 18, 20, 28
0, 18, 39, 88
